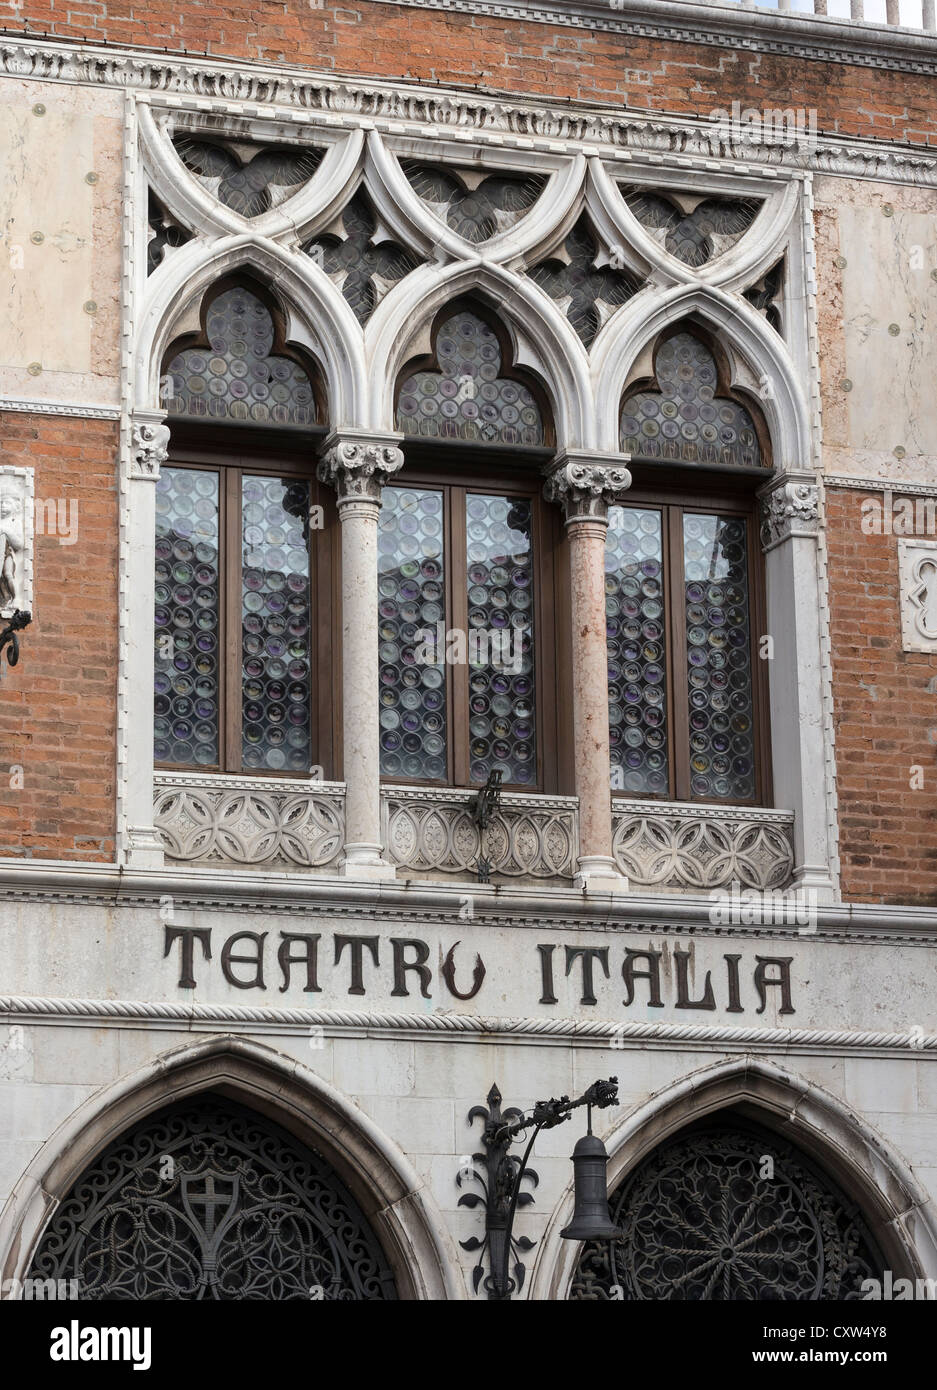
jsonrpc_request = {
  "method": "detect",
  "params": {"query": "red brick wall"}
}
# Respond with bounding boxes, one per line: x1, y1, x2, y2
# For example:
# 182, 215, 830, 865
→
2, 2, 937, 146
0, 411, 118, 861
826, 486, 937, 905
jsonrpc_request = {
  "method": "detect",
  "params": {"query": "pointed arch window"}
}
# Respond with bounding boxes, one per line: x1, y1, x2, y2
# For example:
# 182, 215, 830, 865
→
381, 301, 564, 790
155, 279, 338, 777
610, 327, 771, 804
570, 1117, 886, 1301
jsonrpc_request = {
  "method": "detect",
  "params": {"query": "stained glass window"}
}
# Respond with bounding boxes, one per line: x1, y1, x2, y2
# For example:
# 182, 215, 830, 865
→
163, 286, 318, 428
606, 508, 668, 796
378, 486, 448, 782
175, 138, 323, 217
620, 332, 762, 469
305, 193, 419, 325
607, 502, 760, 804
377, 483, 542, 788
466, 495, 536, 786
396, 310, 544, 445
621, 187, 761, 267
155, 467, 221, 767
683, 514, 755, 801
401, 162, 546, 243
241, 477, 312, 773
529, 216, 640, 348
147, 190, 190, 275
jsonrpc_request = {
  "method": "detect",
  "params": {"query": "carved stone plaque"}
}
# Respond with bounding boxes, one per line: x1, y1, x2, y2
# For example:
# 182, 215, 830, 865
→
898, 539, 937, 653
0, 466, 34, 619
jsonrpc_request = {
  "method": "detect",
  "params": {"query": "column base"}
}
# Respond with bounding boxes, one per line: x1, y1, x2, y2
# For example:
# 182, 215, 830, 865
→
340, 843, 398, 882
574, 855, 629, 894
124, 826, 165, 869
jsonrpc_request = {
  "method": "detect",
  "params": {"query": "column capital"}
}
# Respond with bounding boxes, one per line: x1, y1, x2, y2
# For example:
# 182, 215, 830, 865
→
543, 450, 632, 525
758, 474, 820, 552
130, 410, 170, 481
318, 431, 405, 506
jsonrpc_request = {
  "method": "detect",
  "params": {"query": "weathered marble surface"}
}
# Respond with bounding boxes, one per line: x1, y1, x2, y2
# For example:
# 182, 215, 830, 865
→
0, 79, 122, 406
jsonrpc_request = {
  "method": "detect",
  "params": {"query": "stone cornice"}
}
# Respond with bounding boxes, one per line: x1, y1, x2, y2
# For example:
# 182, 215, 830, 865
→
2, 37, 937, 188
365, 0, 937, 75
1, 859, 937, 943
1, 993, 935, 1055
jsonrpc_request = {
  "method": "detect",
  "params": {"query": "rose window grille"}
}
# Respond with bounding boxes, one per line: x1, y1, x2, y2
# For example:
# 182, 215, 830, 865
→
29, 1097, 398, 1301
570, 1122, 885, 1301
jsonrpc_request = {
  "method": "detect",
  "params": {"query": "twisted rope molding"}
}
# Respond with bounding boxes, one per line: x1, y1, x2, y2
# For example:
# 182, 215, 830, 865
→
1, 996, 934, 1054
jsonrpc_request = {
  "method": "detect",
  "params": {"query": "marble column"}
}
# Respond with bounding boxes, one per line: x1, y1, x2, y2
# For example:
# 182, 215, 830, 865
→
318, 432, 404, 880
122, 410, 170, 867
759, 474, 837, 903
545, 452, 632, 893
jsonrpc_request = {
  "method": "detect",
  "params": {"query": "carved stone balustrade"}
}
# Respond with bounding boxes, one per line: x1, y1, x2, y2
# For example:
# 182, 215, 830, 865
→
612, 799, 795, 893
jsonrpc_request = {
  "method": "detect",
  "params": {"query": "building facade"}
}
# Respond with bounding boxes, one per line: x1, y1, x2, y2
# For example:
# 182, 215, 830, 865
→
1, 0, 936, 1301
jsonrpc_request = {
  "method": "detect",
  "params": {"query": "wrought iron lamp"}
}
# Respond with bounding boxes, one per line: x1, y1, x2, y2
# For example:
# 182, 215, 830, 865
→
467, 768, 503, 883
459, 1077, 620, 1299
0, 609, 31, 680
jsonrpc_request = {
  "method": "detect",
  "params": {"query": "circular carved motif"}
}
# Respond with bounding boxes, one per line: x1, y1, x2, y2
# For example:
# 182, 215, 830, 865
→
570, 1123, 884, 1301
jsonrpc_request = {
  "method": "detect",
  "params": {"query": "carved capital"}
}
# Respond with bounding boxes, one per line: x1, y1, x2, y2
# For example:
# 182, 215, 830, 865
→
759, 479, 820, 550
131, 418, 170, 480
317, 434, 405, 505
543, 452, 632, 524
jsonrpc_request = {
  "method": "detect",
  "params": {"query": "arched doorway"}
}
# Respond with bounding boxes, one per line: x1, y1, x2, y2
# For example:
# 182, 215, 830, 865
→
28, 1093, 397, 1300
569, 1115, 886, 1301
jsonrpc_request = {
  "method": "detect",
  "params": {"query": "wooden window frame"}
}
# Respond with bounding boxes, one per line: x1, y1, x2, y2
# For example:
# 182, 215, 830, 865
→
614, 469, 772, 809
381, 451, 566, 795
156, 423, 340, 781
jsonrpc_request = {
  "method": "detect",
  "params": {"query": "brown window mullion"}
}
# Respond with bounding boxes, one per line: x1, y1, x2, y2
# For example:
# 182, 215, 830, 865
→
669, 505, 691, 802
222, 468, 242, 773
450, 486, 470, 788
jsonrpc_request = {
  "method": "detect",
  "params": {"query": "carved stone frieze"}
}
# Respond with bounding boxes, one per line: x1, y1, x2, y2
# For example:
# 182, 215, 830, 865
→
612, 802, 795, 892
382, 787, 577, 879
154, 775, 344, 869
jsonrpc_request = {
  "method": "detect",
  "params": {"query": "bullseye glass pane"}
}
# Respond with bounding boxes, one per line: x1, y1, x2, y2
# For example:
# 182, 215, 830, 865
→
163, 286, 316, 428
378, 486, 447, 782
242, 476, 311, 772
154, 467, 220, 767
606, 507, 668, 796
683, 513, 755, 801
467, 494, 536, 786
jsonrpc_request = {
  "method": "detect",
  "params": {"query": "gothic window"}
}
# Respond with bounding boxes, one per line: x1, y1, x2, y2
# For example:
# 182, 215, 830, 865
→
147, 190, 191, 275
570, 1120, 886, 1301
395, 307, 545, 445
619, 330, 766, 471
401, 161, 546, 243
621, 186, 761, 268
304, 191, 420, 324
607, 496, 766, 803
610, 328, 770, 803
174, 137, 323, 217
156, 279, 337, 777
528, 215, 641, 348
383, 301, 561, 790
29, 1096, 398, 1300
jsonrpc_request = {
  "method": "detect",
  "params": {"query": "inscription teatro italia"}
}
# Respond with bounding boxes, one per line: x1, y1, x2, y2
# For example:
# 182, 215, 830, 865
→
163, 926, 796, 1016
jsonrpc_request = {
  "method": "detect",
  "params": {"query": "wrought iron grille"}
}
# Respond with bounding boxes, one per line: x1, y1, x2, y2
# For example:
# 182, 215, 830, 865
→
28, 1096, 398, 1301
570, 1122, 885, 1301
